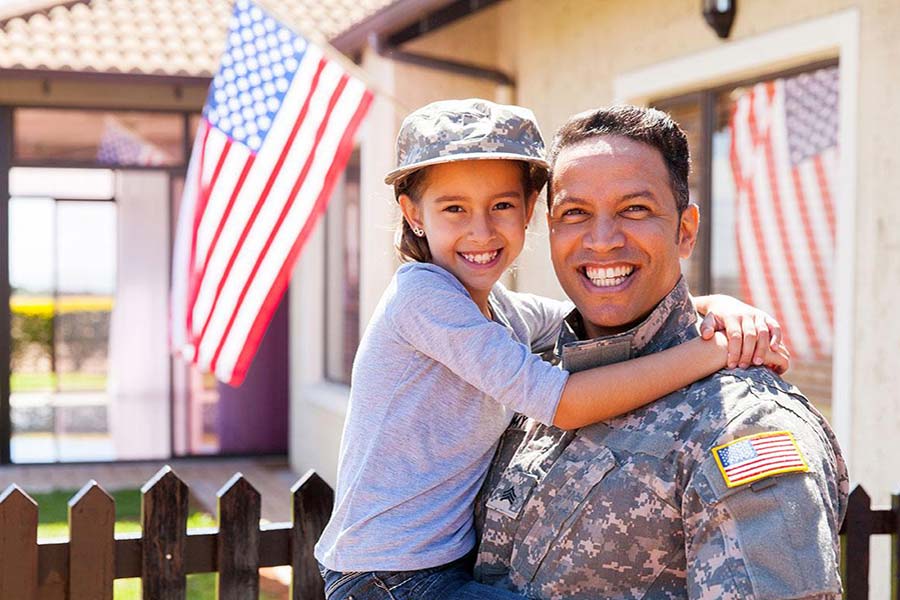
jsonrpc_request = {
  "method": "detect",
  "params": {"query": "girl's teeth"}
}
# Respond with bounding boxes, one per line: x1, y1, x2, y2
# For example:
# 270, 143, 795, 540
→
462, 251, 499, 265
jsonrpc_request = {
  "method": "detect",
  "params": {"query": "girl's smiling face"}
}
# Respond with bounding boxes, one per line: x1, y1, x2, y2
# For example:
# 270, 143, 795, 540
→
399, 160, 537, 309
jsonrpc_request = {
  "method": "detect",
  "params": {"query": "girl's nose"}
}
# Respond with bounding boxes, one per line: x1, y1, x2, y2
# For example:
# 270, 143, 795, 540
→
469, 213, 495, 242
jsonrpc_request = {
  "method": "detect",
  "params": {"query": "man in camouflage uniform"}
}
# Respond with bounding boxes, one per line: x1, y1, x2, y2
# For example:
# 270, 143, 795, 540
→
474, 106, 849, 599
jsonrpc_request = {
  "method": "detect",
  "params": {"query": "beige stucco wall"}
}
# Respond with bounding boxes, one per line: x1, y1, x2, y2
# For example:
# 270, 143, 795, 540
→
500, 1, 898, 591
294, 3, 899, 586
506, 0, 900, 506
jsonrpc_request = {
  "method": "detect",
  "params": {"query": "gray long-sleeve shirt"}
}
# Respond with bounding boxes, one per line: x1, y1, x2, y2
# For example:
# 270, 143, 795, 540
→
315, 262, 571, 572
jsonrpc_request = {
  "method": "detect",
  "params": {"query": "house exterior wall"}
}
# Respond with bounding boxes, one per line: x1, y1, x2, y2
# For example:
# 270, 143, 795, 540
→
506, 0, 900, 509
287, 6, 898, 586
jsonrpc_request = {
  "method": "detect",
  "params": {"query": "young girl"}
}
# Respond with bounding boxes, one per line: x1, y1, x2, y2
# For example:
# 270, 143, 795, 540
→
315, 99, 787, 599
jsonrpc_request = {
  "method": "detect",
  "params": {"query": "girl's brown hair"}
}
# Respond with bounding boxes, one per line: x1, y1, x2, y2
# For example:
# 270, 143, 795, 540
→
393, 160, 548, 263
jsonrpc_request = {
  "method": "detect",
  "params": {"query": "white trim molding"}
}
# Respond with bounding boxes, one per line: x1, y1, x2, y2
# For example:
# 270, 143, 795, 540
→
289, 181, 353, 416
614, 9, 860, 466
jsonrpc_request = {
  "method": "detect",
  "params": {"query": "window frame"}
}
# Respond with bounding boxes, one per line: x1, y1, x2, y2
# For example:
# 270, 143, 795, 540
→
650, 57, 839, 296
322, 149, 362, 386
612, 8, 859, 453
9, 105, 195, 171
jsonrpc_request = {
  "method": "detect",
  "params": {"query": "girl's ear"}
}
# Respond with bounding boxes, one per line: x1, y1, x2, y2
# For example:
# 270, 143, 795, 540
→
398, 194, 423, 231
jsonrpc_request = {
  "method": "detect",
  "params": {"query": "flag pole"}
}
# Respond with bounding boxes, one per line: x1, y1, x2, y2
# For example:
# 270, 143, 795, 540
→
257, 0, 413, 114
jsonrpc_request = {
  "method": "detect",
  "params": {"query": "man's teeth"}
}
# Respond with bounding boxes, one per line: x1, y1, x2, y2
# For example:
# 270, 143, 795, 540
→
461, 250, 500, 265
584, 265, 634, 287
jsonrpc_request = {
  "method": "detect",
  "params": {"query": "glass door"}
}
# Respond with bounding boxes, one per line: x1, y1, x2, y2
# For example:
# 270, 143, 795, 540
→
9, 195, 116, 462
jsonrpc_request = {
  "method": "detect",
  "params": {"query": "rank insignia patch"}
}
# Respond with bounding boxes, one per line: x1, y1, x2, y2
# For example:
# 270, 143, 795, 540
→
712, 431, 808, 488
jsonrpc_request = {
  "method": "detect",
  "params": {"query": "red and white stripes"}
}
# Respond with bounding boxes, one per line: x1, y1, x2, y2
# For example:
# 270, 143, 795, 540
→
179, 42, 372, 385
730, 79, 836, 359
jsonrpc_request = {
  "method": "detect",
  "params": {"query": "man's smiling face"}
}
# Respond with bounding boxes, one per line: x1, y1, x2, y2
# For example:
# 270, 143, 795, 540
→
547, 134, 699, 338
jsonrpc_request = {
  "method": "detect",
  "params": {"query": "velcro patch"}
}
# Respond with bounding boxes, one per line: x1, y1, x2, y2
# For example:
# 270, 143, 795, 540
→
485, 472, 537, 519
712, 431, 808, 488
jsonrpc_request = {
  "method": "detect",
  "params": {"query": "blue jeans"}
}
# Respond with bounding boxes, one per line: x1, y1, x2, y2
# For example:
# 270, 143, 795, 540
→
318, 554, 525, 600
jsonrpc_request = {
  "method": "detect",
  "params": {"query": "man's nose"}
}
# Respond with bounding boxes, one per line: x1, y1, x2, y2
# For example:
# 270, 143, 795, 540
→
584, 217, 625, 251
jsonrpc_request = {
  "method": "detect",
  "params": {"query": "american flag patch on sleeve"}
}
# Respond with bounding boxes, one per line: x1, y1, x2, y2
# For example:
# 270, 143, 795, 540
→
712, 431, 808, 488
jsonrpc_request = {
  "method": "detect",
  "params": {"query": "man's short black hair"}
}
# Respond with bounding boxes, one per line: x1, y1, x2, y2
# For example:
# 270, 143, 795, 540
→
546, 105, 691, 212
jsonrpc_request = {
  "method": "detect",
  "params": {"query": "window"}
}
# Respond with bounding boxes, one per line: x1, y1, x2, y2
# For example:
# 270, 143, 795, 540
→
13, 108, 185, 167
323, 150, 361, 385
654, 61, 839, 417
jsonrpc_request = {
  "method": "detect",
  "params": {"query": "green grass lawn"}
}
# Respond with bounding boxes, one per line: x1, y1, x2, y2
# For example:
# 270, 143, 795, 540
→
11, 371, 108, 392
33, 489, 283, 599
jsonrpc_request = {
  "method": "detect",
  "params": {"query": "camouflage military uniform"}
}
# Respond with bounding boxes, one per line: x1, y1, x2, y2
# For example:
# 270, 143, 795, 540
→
474, 278, 849, 599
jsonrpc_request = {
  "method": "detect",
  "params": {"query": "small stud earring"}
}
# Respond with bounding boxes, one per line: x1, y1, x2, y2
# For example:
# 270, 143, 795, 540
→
413, 227, 425, 237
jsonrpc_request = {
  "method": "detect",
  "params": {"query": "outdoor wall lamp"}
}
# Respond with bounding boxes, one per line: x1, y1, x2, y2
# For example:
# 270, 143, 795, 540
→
703, 0, 736, 39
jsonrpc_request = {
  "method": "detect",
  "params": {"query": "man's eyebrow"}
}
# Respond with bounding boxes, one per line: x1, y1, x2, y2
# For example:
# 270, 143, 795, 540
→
551, 194, 591, 207
621, 190, 658, 202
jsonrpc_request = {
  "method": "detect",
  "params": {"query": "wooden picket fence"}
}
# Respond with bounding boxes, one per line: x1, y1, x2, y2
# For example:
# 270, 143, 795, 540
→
0, 466, 333, 599
0, 468, 897, 599
841, 486, 900, 599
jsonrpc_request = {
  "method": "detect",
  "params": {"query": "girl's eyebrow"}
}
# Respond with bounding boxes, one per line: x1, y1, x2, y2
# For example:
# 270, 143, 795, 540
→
433, 195, 468, 203
433, 190, 522, 203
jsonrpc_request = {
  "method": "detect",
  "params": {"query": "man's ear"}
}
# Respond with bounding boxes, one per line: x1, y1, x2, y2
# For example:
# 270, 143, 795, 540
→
678, 203, 700, 259
525, 190, 539, 224
398, 194, 423, 232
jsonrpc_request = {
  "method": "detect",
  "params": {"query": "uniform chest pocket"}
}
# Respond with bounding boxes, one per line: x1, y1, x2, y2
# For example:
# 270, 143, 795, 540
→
477, 469, 543, 584
510, 446, 616, 582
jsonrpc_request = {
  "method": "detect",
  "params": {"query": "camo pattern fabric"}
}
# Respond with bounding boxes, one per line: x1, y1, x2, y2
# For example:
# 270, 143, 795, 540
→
384, 98, 549, 185
473, 278, 850, 600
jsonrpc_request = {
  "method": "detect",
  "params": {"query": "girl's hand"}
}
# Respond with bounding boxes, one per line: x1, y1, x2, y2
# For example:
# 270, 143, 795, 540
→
695, 294, 788, 372
764, 342, 791, 375
706, 330, 791, 375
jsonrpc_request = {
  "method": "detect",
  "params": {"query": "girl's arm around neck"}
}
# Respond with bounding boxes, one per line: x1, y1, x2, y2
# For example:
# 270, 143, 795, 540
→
553, 333, 729, 430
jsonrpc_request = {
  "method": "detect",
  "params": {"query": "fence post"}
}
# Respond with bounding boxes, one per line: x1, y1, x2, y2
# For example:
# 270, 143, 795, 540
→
217, 473, 261, 600
69, 480, 115, 600
142, 465, 189, 600
291, 470, 334, 600
846, 486, 873, 600
0, 484, 38, 600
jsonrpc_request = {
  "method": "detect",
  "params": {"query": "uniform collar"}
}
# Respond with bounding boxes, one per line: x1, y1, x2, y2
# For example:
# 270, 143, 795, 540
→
555, 277, 700, 372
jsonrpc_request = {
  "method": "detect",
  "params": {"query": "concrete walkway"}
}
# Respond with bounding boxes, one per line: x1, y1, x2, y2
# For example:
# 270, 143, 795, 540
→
0, 455, 302, 523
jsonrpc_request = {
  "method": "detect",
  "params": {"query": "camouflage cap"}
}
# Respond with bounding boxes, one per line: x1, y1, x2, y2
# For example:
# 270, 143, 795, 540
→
384, 98, 549, 185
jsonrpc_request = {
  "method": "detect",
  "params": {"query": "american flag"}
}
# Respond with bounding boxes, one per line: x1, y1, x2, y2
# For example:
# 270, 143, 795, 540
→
97, 117, 171, 166
713, 431, 807, 488
729, 66, 838, 359
171, 0, 373, 385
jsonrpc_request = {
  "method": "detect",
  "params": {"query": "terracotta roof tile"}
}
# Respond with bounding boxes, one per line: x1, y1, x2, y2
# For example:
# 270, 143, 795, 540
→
0, 0, 396, 77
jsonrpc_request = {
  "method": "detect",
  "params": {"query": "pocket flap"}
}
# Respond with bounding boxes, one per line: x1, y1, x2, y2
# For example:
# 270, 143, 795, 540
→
511, 446, 616, 581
